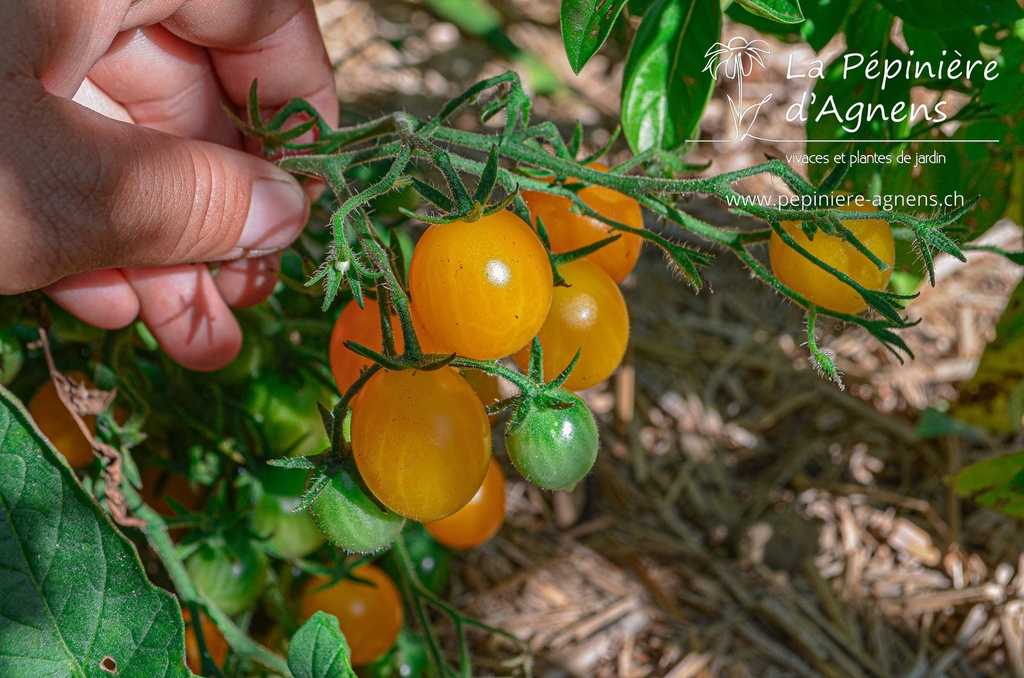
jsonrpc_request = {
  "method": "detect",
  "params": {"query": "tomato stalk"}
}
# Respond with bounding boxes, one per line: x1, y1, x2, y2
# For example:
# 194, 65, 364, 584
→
125, 485, 292, 677
390, 534, 528, 678
247, 69, 978, 372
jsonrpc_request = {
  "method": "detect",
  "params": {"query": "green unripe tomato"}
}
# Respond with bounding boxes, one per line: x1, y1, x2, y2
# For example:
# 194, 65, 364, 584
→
381, 523, 451, 597
251, 467, 325, 559
243, 373, 334, 457
0, 326, 24, 386
505, 391, 599, 491
308, 465, 405, 554
185, 540, 269, 616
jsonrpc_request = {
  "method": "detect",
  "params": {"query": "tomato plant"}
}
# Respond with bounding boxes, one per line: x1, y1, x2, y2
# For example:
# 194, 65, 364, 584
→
27, 372, 96, 469
301, 564, 403, 667
351, 367, 491, 522
0, 326, 23, 386
506, 390, 599, 491
513, 258, 629, 391
522, 162, 644, 283
769, 196, 896, 315
308, 463, 405, 553
251, 466, 326, 559
426, 457, 506, 550
243, 373, 334, 457
408, 210, 553, 360
185, 539, 269, 616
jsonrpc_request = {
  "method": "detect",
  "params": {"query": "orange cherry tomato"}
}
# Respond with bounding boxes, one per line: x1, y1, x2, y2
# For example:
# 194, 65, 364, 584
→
769, 195, 895, 315
522, 162, 644, 283
513, 258, 629, 391
28, 372, 97, 469
300, 565, 403, 666
351, 368, 491, 522
408, 210, 553, 360
183, 608, 228, 675
330, 298, 401, 396
139, 466, 202, 517
425, 458, 505, 549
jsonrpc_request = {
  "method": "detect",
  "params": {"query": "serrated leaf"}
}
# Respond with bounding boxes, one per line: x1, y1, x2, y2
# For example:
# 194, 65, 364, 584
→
288, 612, 356, 678
621, 0, 721, 153
561, 0, 632, 74
734, 0, 803, 24
880, 0, 1022, 30
0, 385, 192, 678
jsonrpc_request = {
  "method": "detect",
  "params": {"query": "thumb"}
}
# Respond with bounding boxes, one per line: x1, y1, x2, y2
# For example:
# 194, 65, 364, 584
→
0, 82, 309, 294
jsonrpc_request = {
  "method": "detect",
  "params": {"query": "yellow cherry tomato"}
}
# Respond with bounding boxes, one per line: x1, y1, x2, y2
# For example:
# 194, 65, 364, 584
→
408, 210, 553, 360
351, 368, 491, 522
513, 258, 629, 391
522, 162, 644, 283
769, 196, 895, 314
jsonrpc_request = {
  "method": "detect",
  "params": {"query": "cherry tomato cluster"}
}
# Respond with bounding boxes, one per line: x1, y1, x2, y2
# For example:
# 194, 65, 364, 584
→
318, 164, 642, 558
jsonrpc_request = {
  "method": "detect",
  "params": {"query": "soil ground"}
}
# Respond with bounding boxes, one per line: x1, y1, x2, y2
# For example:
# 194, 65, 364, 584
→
313, 2, 1024, 675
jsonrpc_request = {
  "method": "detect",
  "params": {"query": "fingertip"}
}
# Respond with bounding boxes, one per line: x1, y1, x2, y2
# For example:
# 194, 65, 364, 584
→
124, 264, 243, 372
45, 270, 141, 329
214, 253, 281, 309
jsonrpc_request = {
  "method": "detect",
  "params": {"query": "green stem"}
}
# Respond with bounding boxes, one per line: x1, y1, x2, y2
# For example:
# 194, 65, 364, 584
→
125, 486, 292, 677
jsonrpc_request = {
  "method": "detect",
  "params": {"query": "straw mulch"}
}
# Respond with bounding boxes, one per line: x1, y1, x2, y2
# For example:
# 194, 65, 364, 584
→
314, 2, 1024, 674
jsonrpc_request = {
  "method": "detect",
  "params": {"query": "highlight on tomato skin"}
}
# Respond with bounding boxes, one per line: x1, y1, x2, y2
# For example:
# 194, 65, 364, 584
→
408, 210, 554, 361
27, 371, 97, 469
425, 457, 506, 550
522, 162, 645, 284
513, 258, 630, 391
300, 564, 404, 667
350, 367, 492, 522
768, 195, 896, 315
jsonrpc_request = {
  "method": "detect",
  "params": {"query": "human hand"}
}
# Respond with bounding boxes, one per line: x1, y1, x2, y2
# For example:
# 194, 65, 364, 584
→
0, 0, 338, 370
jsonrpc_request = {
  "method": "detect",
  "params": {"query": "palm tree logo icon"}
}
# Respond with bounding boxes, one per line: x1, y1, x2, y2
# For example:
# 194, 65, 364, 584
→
703, 37, 773, 141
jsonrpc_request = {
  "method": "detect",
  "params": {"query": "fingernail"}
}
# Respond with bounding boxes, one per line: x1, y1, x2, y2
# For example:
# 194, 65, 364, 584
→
239, 175, 309, 252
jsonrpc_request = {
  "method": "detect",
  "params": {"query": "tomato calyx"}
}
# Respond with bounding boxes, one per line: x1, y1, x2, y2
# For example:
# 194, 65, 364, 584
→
398, 143, 518, 225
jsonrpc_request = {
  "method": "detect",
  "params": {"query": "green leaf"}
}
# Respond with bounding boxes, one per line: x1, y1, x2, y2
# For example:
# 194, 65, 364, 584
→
0, 386, 192, 678
805, 4, 909, 186
951, 450, 1024, 518
800, 0, 851, 51
734, 0, 804, 23
879, 0, 1022, 30
288, 612, 356, 678
915, 407, 982, 440
621, 0, 721, 153
560, 0, 631, 74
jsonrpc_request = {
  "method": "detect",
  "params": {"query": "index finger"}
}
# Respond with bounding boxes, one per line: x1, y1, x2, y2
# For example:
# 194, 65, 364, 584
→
158, 0, 338, 128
